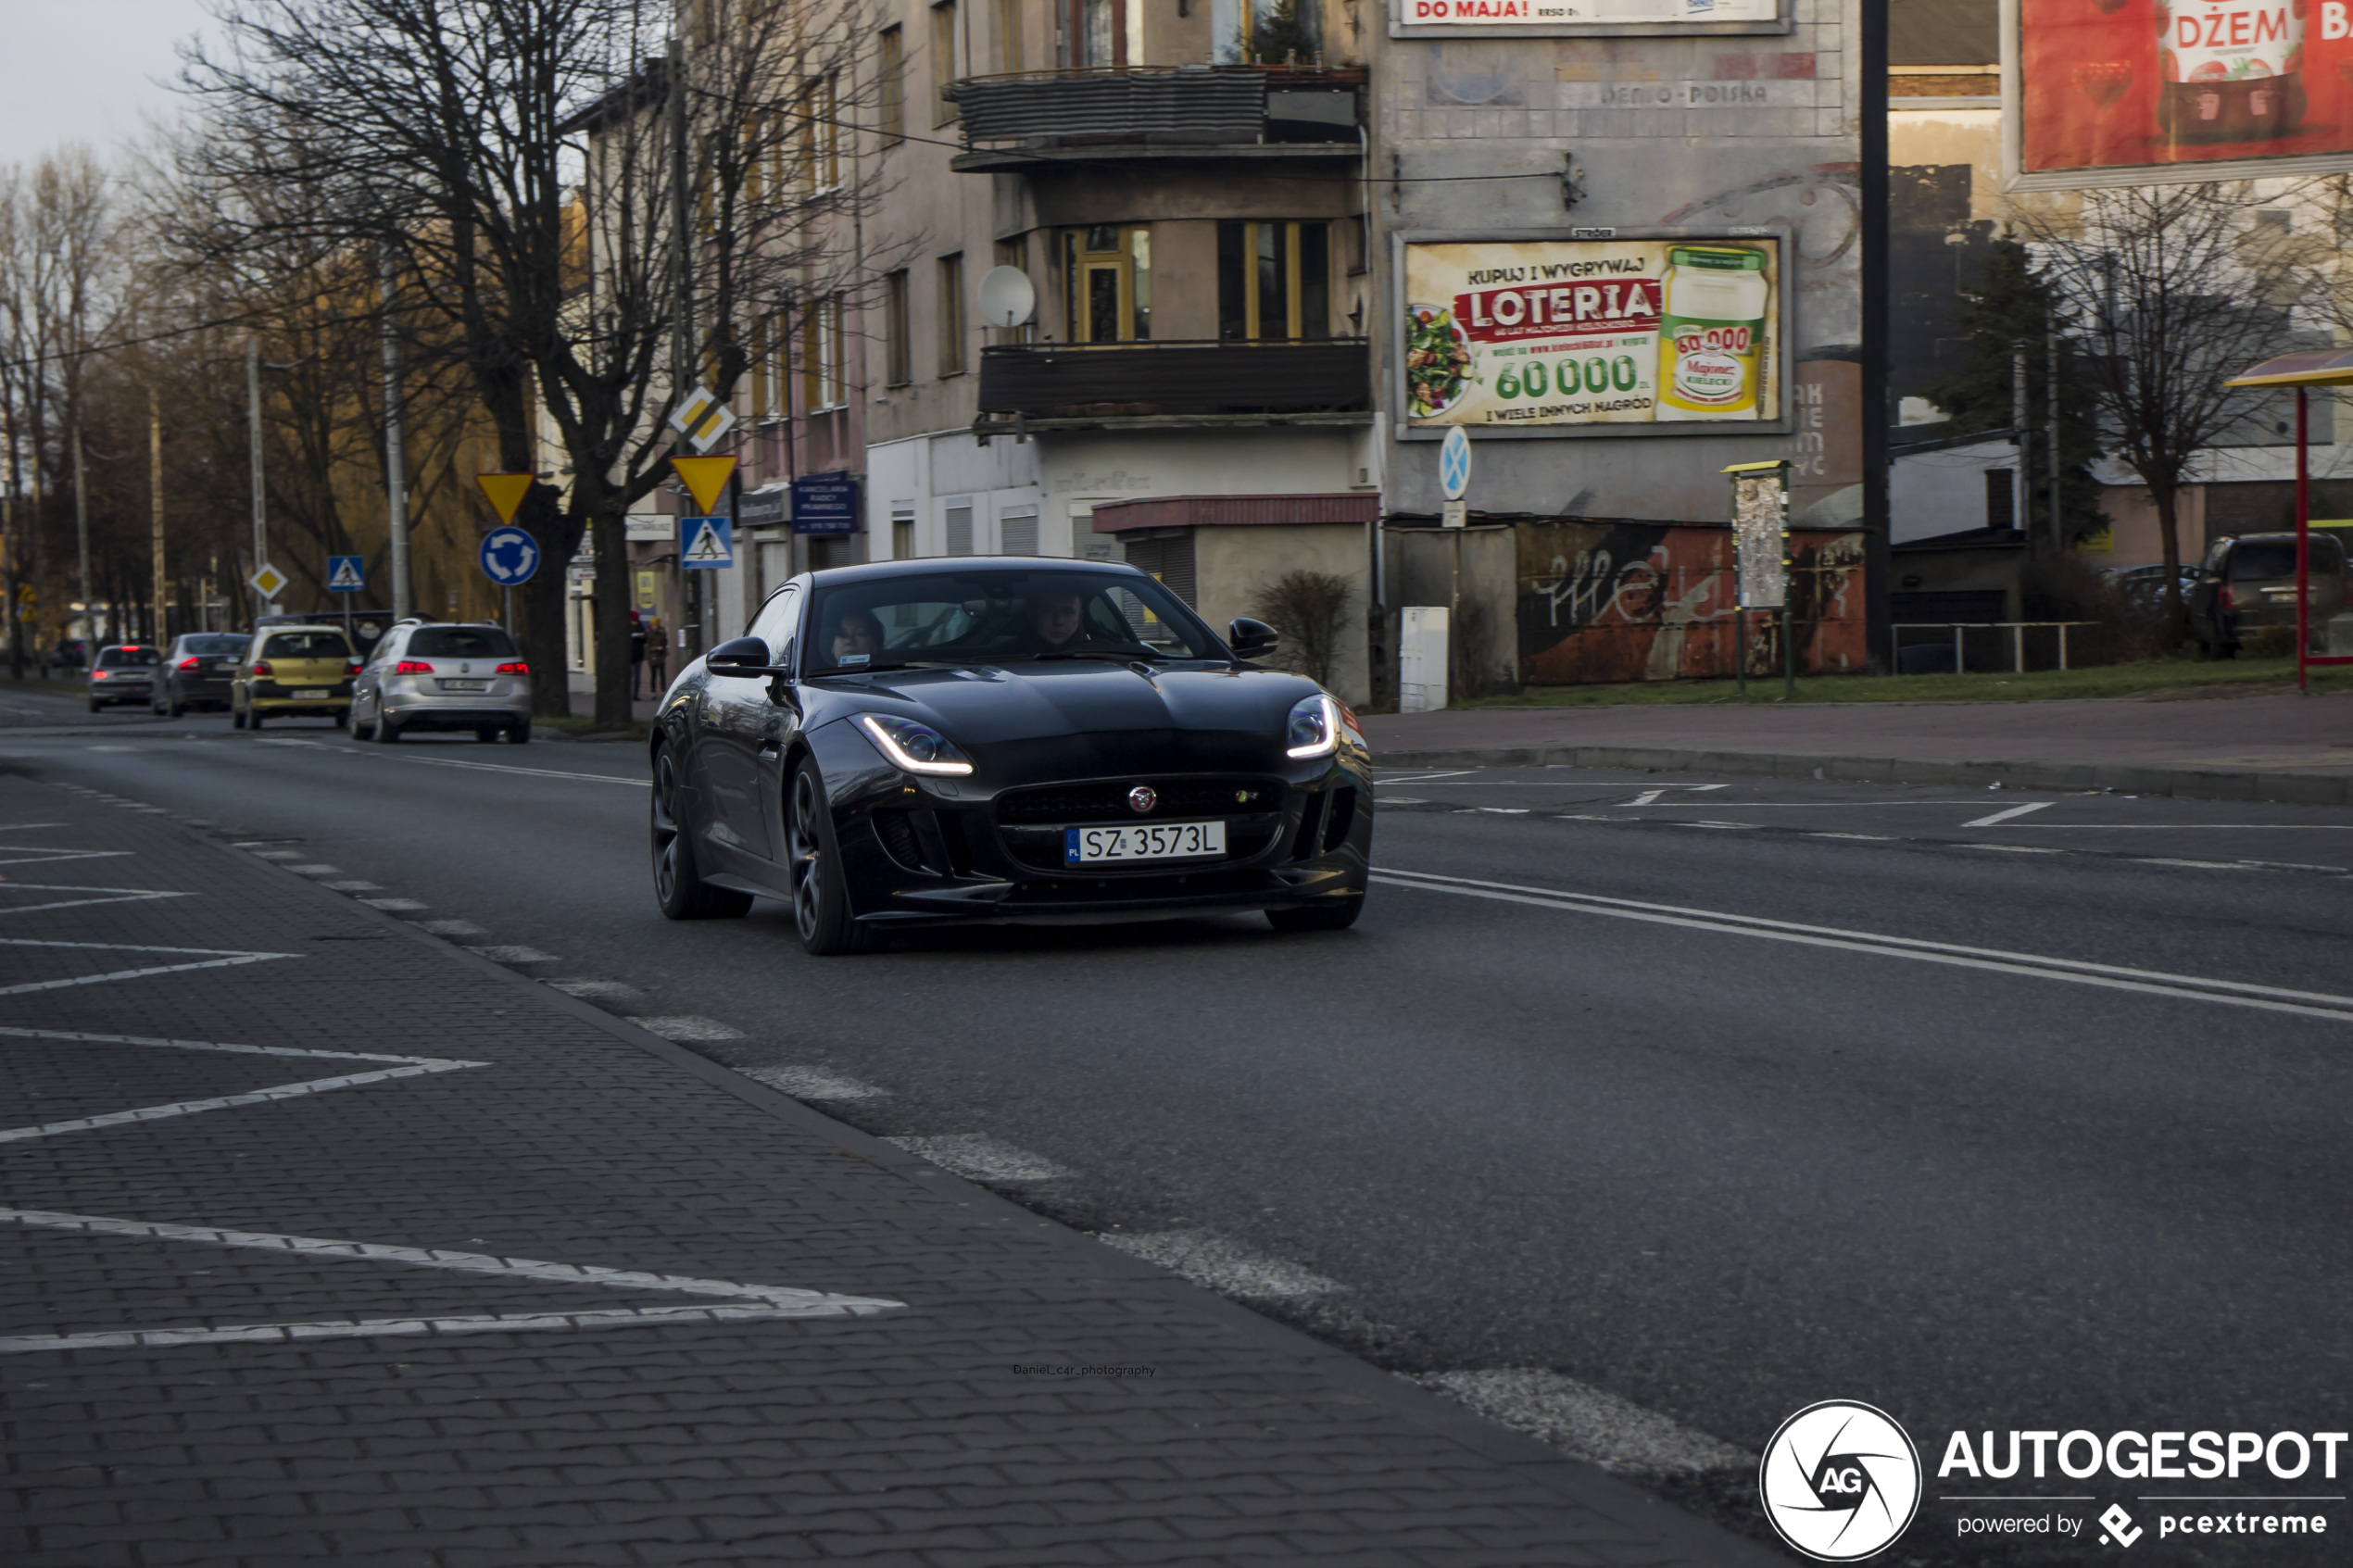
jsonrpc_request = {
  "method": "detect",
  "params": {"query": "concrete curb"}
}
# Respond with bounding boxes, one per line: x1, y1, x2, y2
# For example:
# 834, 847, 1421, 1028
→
1376, 743, 2353, 807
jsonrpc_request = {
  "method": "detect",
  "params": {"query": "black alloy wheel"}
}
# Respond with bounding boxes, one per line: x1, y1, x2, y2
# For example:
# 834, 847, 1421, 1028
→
650, 746, 751, 920
786, 758, 875, 955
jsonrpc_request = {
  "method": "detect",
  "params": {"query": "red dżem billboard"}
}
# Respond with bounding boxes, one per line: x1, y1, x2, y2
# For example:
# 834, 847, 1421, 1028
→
2019, 0, 2353, 181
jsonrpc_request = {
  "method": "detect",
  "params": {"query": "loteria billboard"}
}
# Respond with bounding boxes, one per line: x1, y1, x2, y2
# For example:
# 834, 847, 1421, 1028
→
2010, 0, 2353, 187
1397, 233, 1786, 437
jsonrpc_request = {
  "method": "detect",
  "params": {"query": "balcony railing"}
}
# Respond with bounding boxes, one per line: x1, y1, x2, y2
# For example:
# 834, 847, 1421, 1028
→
946, 66, 1363, 157
977, 339, 1370, 420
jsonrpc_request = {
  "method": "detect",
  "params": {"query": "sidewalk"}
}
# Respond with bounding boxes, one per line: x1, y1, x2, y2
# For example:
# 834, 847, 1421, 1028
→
0, 776, 1774, 1566
1365, 689, 2353, 806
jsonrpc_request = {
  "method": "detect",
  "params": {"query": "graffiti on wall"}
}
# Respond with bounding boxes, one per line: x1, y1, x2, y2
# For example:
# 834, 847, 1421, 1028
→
1517, 521, 1865, 684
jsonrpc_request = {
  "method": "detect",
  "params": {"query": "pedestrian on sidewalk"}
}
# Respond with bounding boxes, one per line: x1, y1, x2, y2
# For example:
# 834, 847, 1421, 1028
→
648, 616, 668, 694
629, 610, 648, 697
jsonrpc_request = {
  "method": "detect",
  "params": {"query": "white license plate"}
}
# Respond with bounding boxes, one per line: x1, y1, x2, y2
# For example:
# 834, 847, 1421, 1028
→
293, 688, 330, 699
1065, 821, 1227, 864
440, 679, 489, 692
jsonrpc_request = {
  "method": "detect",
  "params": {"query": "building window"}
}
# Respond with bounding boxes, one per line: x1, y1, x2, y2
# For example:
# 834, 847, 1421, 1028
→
878, 26, 905, 147
932, 0, 961, 126
1217, 221, 1330, 341
996, 0, 1026, 73
1067, 0, 1135, 66
937, 253, 967, 376
799, 73, 840, 193
755, 312, 790, 420
802, 295, 845, 411
891, 502, 916, 560
1062, 225, 1150, 344
944, 500, 975, 556
885, 270, 912, 384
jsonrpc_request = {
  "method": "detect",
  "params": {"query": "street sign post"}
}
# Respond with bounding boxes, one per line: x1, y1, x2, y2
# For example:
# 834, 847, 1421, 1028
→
474, 475, 539, 632
325, 556, 365, 644
666, 387, 738, 454
1440, 426, 1471, 530
1725, 459, 1793, 697
480, 528, 541, 588
680, 517, 735, 570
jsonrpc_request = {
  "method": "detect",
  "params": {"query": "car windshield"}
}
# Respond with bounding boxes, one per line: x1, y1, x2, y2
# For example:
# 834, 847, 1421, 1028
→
261, 632, 352, 659
408, 627, 517, 659
182, 634, 247, 656
2228, 539, 2345, 579
95, 647, 157, 669
804, 569, 1225, 674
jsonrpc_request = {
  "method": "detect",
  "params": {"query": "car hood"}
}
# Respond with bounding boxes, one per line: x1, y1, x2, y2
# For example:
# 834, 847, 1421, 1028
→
824, 661, 1318, 747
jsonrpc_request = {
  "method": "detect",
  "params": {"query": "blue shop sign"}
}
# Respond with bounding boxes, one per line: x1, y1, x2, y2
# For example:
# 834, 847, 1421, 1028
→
791, 471, 860, 535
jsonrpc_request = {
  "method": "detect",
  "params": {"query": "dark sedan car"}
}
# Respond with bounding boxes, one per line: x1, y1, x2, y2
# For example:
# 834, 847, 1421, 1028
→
151, 632, 251, 716
649, 559, 1373, 954
85, 644, 159, 711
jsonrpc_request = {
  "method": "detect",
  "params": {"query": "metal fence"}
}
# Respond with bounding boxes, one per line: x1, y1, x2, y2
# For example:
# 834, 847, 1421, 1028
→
1892, 621, 2104, 675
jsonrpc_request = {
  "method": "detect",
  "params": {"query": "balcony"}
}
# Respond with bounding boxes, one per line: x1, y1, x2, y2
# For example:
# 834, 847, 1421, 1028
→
975, 339, 1370, 431
945, 66, 1364, 172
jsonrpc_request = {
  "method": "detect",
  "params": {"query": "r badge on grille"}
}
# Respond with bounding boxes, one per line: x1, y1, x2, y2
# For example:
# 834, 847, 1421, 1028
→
1127, 784, 1157, 814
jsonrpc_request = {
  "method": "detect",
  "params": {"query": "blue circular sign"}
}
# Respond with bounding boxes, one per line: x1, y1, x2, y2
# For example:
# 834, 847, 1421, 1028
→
1439, 426, 1473, 502
479, 526, 540, 587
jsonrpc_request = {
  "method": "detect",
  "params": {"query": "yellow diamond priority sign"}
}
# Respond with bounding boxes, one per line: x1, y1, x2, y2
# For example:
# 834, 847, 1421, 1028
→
248, 563, 287, 600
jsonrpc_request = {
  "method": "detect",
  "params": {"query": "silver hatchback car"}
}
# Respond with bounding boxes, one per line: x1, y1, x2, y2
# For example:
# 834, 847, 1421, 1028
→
350, 620, 533, 744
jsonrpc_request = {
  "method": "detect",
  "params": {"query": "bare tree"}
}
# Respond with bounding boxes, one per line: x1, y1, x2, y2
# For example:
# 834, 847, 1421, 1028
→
175, 0, 903, 722
1249, 569, 1354, 688
2020, 183, 2315, 640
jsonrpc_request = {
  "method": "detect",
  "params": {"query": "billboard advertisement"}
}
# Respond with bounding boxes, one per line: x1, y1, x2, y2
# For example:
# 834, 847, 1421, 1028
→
2013, 0, 2353, 186
1399, 235, 1783, 434
1393, 0, 1775, 33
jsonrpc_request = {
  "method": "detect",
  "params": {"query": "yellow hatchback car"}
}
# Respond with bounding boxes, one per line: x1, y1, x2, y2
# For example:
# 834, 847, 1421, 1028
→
232, 625, 360, 730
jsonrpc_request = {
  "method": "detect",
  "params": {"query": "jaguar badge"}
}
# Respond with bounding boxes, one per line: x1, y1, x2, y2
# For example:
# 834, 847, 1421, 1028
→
1127, 784, 1157, 814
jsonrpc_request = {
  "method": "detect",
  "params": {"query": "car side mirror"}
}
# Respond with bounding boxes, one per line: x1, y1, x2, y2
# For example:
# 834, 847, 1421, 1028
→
1228, 618, 1279, 659
707, 635, 780, 675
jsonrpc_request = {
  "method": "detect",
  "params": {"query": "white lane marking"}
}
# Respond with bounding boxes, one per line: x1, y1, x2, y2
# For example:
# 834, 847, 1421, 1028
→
1627, 784, 1728, 807
0, 938, 295, 997
2136, 858, 2259, 871
1964, 801, 2055, 828
885, 1134, 1071, 1184
255, 739, 326, 748
415, 918, 487, 935
1374, 770, 1478, 783
466, 945, 559, 964
1678, 822, 1756, 831
0, 848, 131, 866
2006, 823, 2353, 831
0, 885, 193, 917
1809, 832, 1894, 841
321, 880, 385, 892
635, 1015, 746, 1042
1370, 866, 2353, 1023
1962, 844, 2060, 854
1463, 807, 1530, 815
1099, 1229, 1342, 1301
547, 977, 642, 1000
286, 864, 341, 875
246, 847, 308, 859
0, 1206, 905, 1351
396, 756, 649, 786
359, 897, 428, 911
0, 1027, 486, 1145
0, 823, 65, 832
1378, 797, 1428, 805
1418, 1370, 1756, 1478
747, 1064, 891, 1101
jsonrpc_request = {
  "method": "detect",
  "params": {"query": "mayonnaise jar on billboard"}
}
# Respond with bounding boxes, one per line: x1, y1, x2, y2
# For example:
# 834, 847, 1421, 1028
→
1398, 234, 1781, 433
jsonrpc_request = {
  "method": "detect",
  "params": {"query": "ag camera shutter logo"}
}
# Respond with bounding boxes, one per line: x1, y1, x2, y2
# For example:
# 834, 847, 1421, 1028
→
1760, 1399, 1922, 1562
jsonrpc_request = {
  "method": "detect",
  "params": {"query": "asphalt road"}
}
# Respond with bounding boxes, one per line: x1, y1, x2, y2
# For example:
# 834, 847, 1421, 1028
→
11, 686, 2353, 1562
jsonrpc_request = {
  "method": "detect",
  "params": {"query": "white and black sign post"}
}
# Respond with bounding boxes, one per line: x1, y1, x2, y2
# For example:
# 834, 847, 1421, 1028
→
1726, 460, 1793, 698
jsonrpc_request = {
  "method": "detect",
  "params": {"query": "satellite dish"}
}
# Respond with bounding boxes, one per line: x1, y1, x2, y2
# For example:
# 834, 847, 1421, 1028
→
977, 265, 1037, 330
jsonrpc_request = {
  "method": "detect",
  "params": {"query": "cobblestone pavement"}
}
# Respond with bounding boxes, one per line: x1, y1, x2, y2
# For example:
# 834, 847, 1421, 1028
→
0, 774, 1777, 1566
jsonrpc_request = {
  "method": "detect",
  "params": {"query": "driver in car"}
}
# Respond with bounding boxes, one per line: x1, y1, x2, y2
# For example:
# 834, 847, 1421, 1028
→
1023, 590, 1086, 651
831, 609, 884, 663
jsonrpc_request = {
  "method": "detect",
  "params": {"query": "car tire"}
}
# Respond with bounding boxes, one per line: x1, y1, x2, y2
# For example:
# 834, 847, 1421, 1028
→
232, 704, 245, 730
351, 717, 376, 741
651, 746, 752, 921
333, 710, 347, 729
375, 715, 401, 744
167, 700, 182, 719
248, 710, 264, 729
786, 758, 876, 955
508, 722, 531, 745
1266, 897, 1365, 933
473, 726, 497, 743
87, 697, 101, 714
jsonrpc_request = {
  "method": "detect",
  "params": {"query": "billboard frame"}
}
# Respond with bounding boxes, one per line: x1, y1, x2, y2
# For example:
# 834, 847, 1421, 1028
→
1387, 0, 1789, 42
1390, 223, 1796, 442
2000, 0, 2353, 193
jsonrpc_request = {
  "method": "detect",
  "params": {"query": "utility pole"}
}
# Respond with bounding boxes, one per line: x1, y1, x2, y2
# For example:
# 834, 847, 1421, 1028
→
71, 422, 89, 640
149, 386, 165, 645
1860, 0, 1891, 669
247, 336, 267, 625
2046, 332, 2063, 553
669, 33, 701, 660
2012, 342, 2031, 538
381, 246, 411, 621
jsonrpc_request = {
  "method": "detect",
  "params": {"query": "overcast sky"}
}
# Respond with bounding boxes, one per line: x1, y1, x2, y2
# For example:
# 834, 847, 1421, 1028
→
0, 1, 221, 169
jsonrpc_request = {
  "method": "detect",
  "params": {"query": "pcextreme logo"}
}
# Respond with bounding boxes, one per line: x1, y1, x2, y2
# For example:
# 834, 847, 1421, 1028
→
1759, 1400, 1924, 1562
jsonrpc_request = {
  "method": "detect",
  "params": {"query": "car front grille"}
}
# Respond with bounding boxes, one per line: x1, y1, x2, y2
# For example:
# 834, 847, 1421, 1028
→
994, 775, 1283, 825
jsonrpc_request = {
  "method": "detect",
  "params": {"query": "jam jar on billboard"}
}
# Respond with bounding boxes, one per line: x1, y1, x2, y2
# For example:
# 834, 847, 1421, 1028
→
2158, 1, 2306, 145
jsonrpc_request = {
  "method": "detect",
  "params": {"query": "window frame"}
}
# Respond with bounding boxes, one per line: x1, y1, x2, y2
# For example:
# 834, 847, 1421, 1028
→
937, 253, 968, 377
878, 25, 906, 148
885, 270, 913, 385
931, 0, 962, 127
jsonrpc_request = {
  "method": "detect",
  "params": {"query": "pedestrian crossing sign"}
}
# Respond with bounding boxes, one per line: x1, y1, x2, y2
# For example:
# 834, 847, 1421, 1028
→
326, 555, 366, 593
680, 516, 734, 570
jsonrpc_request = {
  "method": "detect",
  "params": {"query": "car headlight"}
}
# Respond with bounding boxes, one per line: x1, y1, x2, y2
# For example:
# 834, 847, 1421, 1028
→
858, 713, 974, 776
1286, 694, 1341, 759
